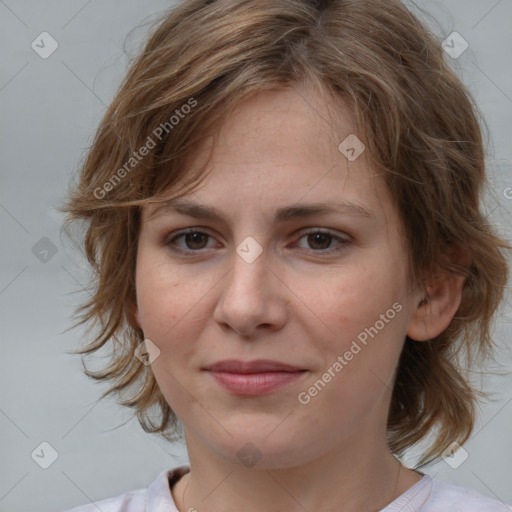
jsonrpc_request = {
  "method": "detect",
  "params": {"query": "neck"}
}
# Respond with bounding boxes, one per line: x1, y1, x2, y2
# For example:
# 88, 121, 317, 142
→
172, 432, 422, 512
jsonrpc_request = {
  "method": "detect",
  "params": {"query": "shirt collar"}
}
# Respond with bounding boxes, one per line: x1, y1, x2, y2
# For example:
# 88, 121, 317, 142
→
145, 465, 431, 512
146, 466, 190, 512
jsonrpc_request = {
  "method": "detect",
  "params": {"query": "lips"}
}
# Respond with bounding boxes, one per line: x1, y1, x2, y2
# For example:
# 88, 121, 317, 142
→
204, 359, 307, 395
205, 359, 304, 373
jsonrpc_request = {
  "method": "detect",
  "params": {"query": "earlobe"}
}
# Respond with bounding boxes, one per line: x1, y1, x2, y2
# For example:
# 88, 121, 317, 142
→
406, 271, 466, 342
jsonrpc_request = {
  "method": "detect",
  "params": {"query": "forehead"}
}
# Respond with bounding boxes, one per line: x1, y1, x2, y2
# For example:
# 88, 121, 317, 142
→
145, 85, 397, 230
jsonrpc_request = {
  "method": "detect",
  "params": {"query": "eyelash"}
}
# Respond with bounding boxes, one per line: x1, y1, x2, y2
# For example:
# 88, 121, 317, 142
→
164, 228, 351, 256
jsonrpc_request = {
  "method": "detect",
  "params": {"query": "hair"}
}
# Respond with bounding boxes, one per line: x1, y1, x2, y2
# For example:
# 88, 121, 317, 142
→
62, 0, 510, 467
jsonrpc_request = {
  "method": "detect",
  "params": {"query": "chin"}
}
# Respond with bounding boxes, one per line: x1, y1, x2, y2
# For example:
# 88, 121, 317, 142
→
203, 429, 316, 471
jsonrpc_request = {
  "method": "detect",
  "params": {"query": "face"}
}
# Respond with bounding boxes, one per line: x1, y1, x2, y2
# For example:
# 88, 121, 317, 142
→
133, 85, 423, 469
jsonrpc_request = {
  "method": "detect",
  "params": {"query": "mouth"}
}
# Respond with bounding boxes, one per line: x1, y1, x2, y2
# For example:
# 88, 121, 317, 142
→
203, 359, 307, 396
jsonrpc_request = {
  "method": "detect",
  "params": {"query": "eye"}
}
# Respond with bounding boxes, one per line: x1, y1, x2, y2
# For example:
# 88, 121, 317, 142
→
164, 228, 351, 255
165, 229, 216, 253
294, 229, 351, 254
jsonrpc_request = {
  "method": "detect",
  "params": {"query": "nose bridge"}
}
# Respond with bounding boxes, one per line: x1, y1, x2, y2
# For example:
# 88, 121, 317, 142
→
228, 236, 269, 296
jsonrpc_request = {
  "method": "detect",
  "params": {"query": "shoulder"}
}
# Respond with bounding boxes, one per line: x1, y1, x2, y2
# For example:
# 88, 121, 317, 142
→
423, 477, 511, 511
62, 466, 189, 512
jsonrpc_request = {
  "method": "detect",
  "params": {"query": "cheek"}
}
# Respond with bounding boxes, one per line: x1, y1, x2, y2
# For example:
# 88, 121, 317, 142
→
316, 263, 403, 340
134, 252, 220, 379
134, 258, 201, 413
135, 249, 196, 336
307, 263, 407, 393
298, 271, 405, 432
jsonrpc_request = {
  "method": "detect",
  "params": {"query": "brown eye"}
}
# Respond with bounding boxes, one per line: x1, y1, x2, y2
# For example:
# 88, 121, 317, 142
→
165, 228, 350, 256
166, 230, 215, 253
306, 232, 332, 250
183, 232, 209, 250
295, 229, 351, 254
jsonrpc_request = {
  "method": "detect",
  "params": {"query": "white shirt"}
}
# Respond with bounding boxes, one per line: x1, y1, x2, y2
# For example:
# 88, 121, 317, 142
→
64, 465, 511, 511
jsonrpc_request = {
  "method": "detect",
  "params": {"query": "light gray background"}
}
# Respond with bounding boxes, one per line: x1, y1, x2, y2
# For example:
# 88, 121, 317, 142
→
0, 1, 511, 511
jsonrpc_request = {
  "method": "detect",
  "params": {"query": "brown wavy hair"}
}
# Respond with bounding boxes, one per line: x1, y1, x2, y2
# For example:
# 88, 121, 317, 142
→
62, 0, 510, 466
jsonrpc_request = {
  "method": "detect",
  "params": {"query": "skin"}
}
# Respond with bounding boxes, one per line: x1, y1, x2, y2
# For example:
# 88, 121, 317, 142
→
132, 83, 466, 512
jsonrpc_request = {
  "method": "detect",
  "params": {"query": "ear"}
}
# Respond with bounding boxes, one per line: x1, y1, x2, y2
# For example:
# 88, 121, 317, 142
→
406, 245, 470, 342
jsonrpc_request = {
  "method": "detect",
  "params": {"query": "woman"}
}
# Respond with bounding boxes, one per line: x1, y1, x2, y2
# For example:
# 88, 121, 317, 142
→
63, 0, 511, 510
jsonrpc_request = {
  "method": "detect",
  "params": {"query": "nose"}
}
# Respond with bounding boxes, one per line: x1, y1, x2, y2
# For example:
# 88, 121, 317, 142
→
212, 243, 288, 338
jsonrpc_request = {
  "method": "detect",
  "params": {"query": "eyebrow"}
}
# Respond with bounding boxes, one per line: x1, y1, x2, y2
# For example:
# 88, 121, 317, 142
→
148, 199, 376, 223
